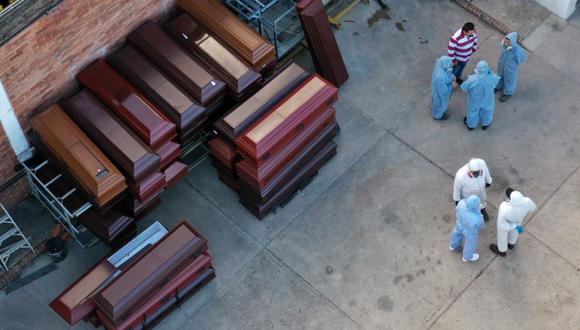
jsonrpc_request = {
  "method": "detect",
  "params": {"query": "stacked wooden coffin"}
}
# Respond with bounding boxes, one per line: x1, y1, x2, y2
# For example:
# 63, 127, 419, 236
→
234, 74, 339, 218
297, 0, 349, 87
29, 106, 136, 244
178, 0, 276, 72
210, 62, 309, 191
165, 13, 262, 101
77, 59, 188, 217
128, 21, 226, 110
50, 221, 215, 329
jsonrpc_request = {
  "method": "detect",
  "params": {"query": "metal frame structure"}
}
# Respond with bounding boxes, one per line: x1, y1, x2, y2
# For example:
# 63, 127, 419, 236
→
182, 128, 213, 171
225, 0, 304, 58
19, 147, 98, 248
0, 202, 35, 271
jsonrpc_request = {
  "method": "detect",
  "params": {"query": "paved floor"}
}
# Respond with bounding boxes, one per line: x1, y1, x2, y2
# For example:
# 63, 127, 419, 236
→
2, 1, 580, 329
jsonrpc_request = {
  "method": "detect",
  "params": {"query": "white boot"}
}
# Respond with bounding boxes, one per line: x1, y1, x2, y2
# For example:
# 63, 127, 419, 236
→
449, 246, 457, 251
463, 253, 479, 262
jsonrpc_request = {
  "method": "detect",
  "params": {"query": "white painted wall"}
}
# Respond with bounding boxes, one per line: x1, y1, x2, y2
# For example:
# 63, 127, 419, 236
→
0, 80, 32, 162
534, 0, 577, 19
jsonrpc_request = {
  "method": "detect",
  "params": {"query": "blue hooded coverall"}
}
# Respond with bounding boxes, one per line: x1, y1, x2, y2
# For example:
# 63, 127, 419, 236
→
450, 195, 485, 260
461, 61, 501, 128
497, 32, 527, 96
431, 56, 454, 119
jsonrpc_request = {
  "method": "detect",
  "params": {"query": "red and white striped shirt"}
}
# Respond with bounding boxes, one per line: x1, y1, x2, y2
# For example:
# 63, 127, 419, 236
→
448, 29, 478, 62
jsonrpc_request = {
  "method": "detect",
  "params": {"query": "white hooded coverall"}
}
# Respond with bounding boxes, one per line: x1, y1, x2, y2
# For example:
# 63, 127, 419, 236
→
453, 158, 492, 209
496, 191, 536, 252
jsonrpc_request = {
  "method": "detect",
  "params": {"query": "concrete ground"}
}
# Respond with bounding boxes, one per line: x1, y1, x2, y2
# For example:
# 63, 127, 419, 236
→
2, 1, 580, 329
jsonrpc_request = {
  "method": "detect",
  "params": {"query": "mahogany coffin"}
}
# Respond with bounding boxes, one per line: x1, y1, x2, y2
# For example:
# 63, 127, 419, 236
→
62, 90, 161, 183
297, 0, 349, 87
96, 254, 213, 330
77, 59, 177, 149
218, 172, 241, 192
123, 193, 162, 219
214, 62, 309, 141
153, 141, 181, 169
240, 142, 337, 219
208, 136, 237, 169
127, 171, 166, 203
235, 75, 338, 166
93, 222, 207, 322
177, 0, 276, 71
109, 46, 207, 141
30, 105, 127, 208
49, 258, 117, 325
166, 13, 262, 98
78, 206, 135, 245
235, 104, 336, 190
163, 161, 188, 189
128, 21, 226, 106
240, 121, 339, 205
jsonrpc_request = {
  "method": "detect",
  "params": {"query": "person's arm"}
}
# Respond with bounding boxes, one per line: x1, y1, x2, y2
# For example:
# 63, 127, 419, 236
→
453, 174, 462, 203
525, 198, 537, 213
448, 35, 457, 60
472, 34, 478, 53
482, 160, 492, 185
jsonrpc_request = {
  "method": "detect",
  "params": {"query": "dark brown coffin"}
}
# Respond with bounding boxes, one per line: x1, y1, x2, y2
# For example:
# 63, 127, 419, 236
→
30, 105, 127, 208
178, 0, 276, 71
208, 136, 237, 169
214, 62, 309, 141
109, 45, 207, 141
163, 161, 188, 189
128, 21, 226, 106
240, 121, 338, 205
297, 0, 349, 87
96, 254, 213, 330
62, 90, 161, 183
93, 222, 207, 322
240, 141, 337, 219
128, 171, 166, 203
235, 75, 338, 166
218, 172, 241, 192
154, 141, 181, 169
77, 59, 177, 149
235, 105, 336, 190
124, 193, 162, 219
77, 206, 135, 244
166, 13, 262, 98
49, 257, 117, 325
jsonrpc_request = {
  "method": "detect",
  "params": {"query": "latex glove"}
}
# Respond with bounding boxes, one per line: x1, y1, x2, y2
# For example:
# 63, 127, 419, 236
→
455, 201, 459, 206
452, 81, 458, 88
486, 183, 491, 188
516, 226, 524, 234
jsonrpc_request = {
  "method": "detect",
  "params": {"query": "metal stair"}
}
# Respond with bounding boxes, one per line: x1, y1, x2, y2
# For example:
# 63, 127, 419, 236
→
0, 203, 35, 271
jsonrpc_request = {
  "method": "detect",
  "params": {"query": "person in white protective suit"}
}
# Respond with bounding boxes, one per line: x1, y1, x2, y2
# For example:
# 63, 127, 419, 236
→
453, 158, 492, 221
490, 188, 536, 257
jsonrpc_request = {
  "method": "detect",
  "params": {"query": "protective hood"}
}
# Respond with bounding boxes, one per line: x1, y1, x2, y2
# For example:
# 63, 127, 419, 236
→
476, 61, 490, 75
509, 191, 525, 206
505, 32, 518, 46
437, 56, 453, 70
432, 56, 453, 84
465, 195, 481, 211
468, 158, 483, 172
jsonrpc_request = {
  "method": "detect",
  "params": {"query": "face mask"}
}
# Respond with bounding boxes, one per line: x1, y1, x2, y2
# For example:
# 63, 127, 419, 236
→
506, 46, 512, 51
474, 68, 477, 74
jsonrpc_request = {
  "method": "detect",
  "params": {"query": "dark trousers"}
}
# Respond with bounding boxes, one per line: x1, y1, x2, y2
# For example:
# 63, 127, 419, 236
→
452, 60, 468, 80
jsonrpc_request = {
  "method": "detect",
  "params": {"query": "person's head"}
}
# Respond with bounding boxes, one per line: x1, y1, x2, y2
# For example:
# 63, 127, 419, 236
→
475, 61, 490, 75
465, 195, 481, 211
509, 191, 524, 206
503, 32, 518, 48
468, 159, 483, 178
462, 22, 476, 37
437, 55, 453, 70
505, 188, 514, 200
502, 37, 512, 47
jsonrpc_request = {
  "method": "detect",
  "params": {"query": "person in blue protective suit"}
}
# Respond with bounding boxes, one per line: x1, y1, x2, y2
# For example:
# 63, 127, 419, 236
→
496, 32, 527, 103
431, 56, 455, 120
460, 61, 501, 131
449, 195, 485, 262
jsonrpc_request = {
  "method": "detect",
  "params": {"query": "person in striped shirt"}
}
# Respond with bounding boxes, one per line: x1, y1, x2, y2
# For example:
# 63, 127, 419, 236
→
448, 22, 478, 85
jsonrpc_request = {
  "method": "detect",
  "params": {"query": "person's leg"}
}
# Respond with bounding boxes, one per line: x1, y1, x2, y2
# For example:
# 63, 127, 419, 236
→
507, 228, 519, 247
453, 61, 467, 81
449, 228, 463, 250
463, 232, 479, 261
466, 106, 479, 128
490, 229, 508, 256
495, 77, 504, 92
481, 106, 495, 128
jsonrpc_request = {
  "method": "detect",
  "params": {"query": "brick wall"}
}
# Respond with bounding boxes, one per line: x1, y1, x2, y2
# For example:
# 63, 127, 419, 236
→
0, 0, 177, 208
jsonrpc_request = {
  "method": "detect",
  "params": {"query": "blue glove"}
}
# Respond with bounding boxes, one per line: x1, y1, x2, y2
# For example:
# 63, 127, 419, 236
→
516, 226, 524, 234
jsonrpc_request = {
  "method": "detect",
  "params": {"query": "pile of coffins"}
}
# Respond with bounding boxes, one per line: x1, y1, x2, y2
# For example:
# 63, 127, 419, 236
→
50, 222, 215, 330
210, 64, 340, 219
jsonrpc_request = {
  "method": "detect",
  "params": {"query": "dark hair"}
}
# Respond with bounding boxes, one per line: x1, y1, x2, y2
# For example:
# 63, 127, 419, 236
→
462, 22, 475, 32
506, 188, 514, 199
